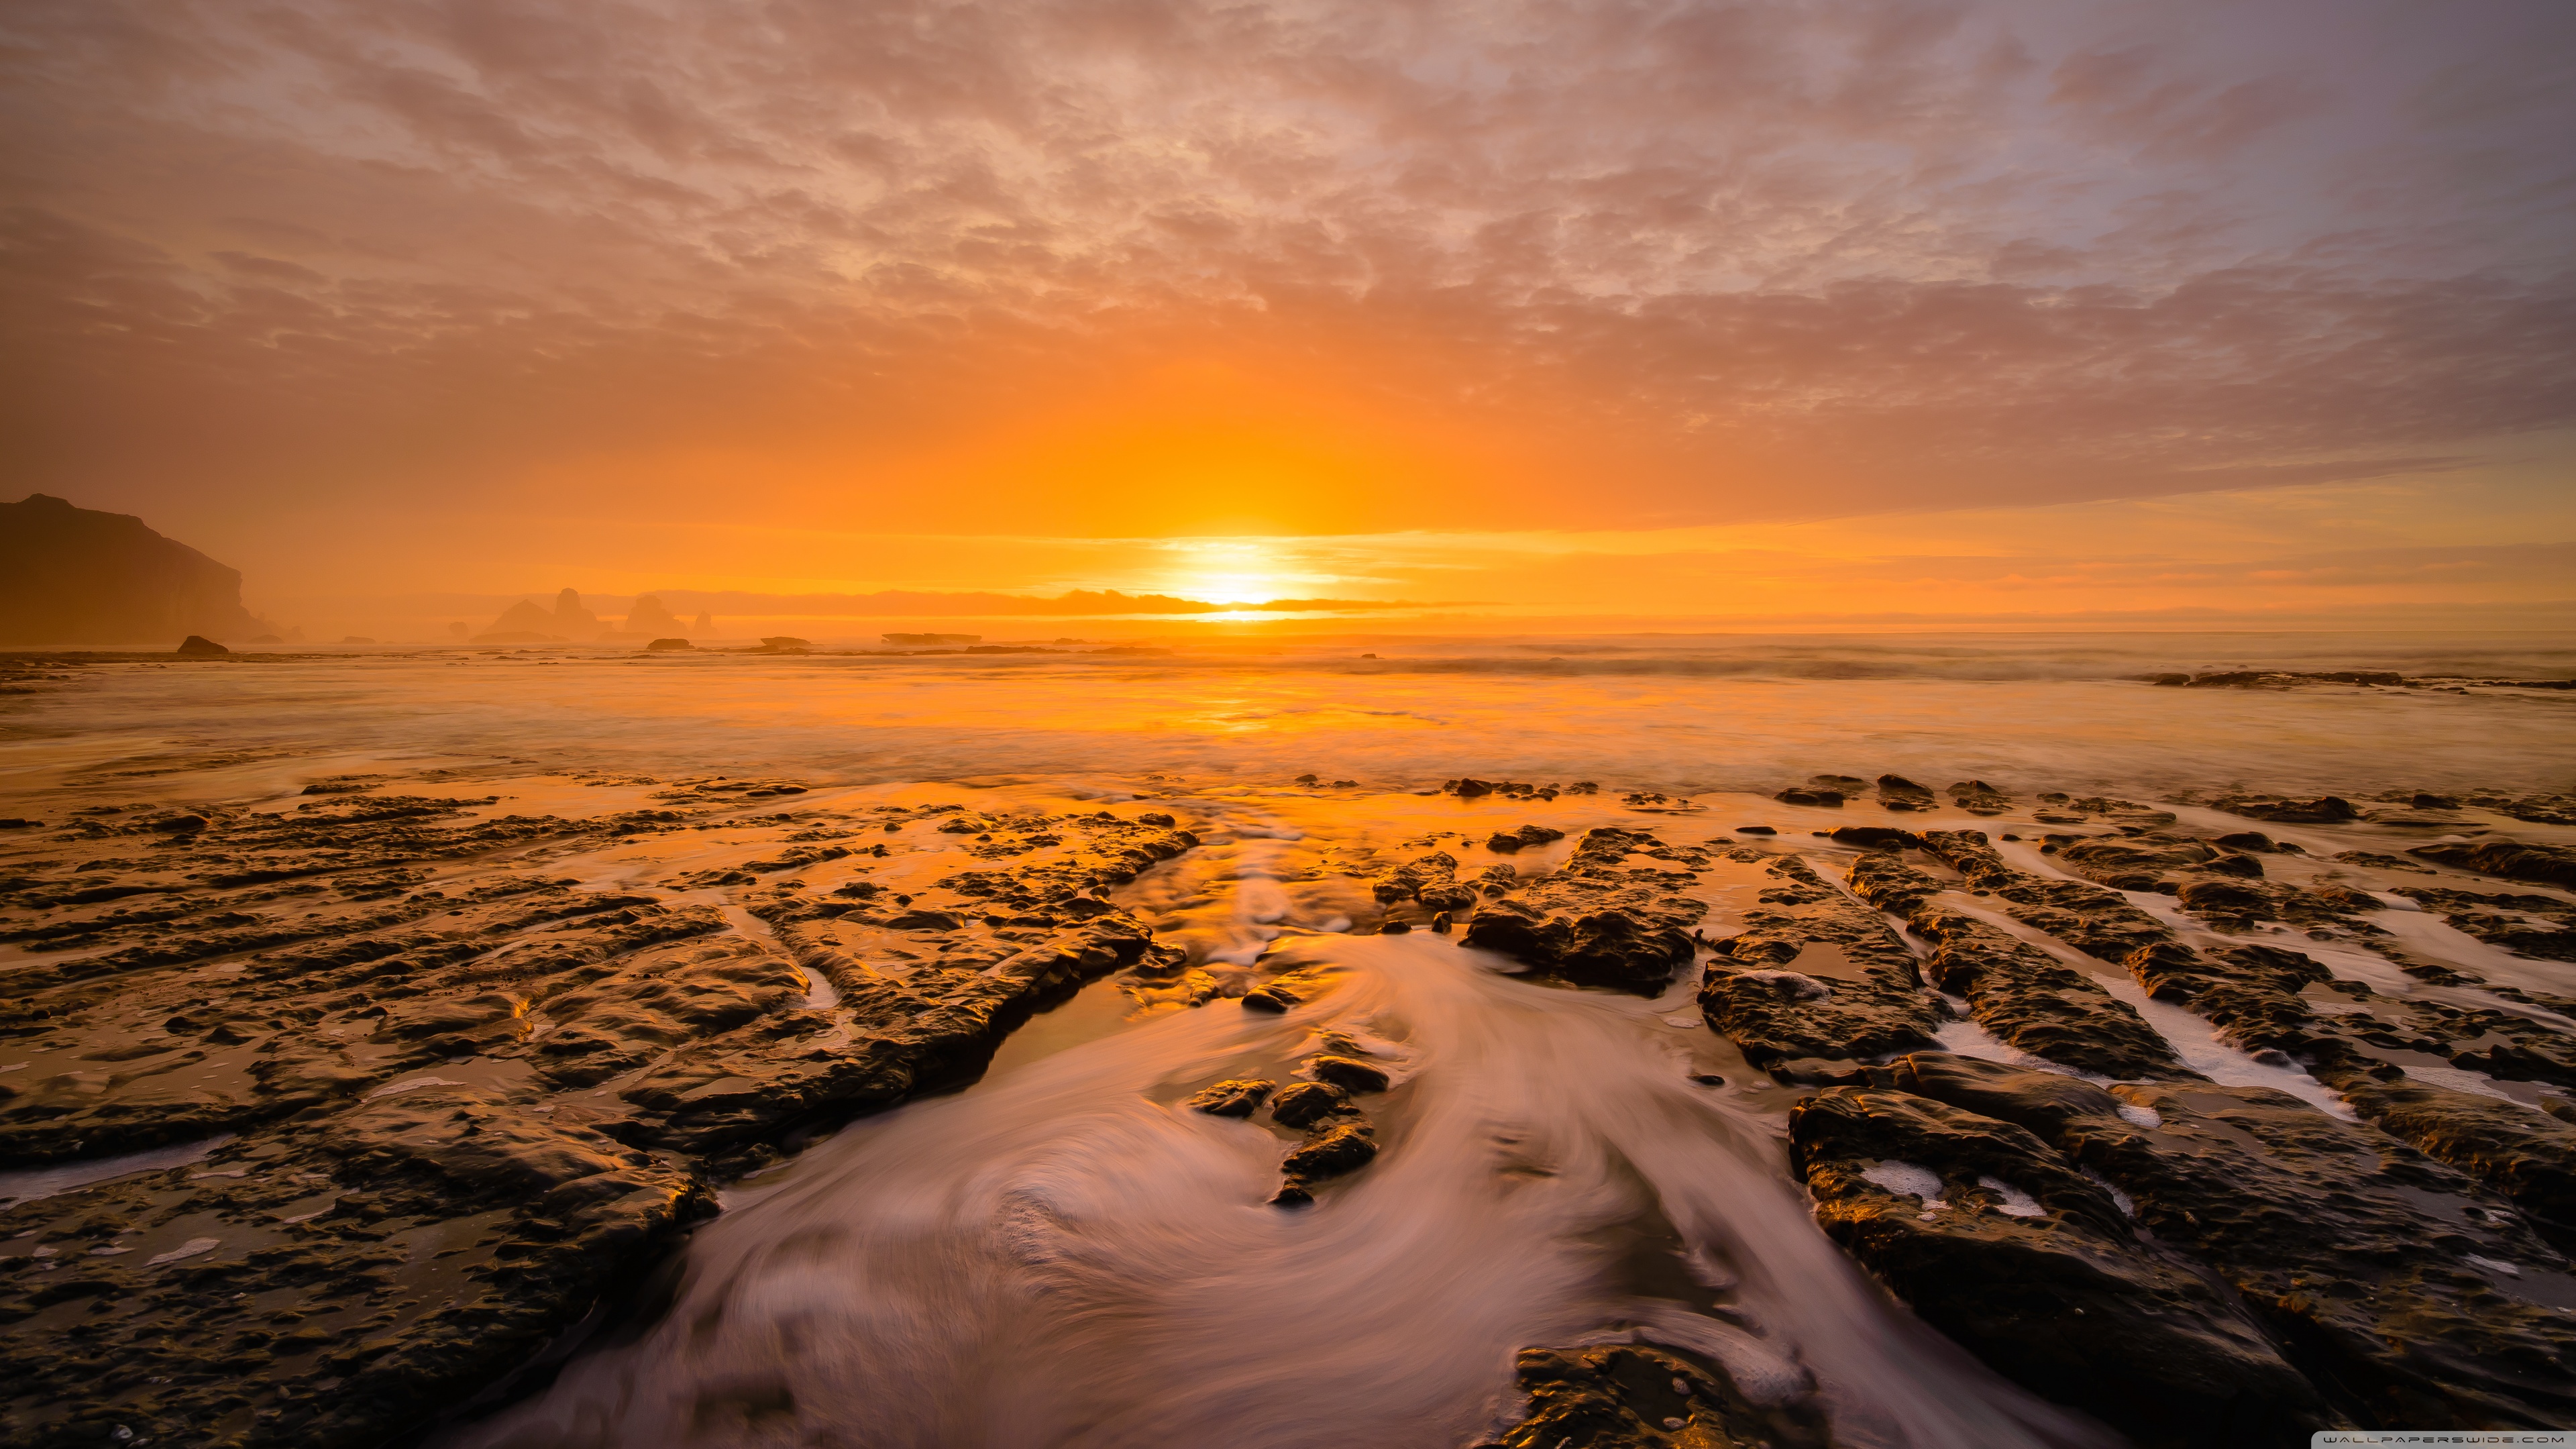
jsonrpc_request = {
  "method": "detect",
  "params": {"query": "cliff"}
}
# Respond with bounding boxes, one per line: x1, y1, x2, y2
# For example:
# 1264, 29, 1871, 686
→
0, 494, 271, 646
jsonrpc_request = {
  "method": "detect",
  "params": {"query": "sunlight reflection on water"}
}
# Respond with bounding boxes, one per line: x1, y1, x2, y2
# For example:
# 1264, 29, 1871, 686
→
4, 632, 2568, 798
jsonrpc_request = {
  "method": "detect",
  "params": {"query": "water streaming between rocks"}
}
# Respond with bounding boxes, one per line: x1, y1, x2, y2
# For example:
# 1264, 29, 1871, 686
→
451, 917, 2104, 1449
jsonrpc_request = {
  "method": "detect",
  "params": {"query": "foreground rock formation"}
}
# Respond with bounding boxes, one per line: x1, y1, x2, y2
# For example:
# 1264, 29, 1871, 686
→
5, 749, 2575, 1447
0, 780, 1193, 1446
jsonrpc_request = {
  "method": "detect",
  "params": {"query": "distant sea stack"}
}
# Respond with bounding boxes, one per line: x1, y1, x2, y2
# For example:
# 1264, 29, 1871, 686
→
474, 588, 604, 644
624, 594, 684, 636
0, 494, 271, 646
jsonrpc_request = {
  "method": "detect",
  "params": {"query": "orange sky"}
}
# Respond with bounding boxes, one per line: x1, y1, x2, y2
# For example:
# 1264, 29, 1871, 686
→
4, 0, 2571, 632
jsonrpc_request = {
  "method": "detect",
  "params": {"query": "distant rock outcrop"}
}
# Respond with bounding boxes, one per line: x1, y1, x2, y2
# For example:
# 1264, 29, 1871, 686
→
0, 494, 272, 646
625, 594, 684, 636
553, 588, 602, 635
474, 588, 606, 644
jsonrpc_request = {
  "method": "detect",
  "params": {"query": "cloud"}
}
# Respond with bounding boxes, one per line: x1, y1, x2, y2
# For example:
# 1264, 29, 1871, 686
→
1, 0, 2570, 552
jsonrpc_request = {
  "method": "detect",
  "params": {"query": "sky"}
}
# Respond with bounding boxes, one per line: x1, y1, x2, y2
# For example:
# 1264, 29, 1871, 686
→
4, 0, 2572, 632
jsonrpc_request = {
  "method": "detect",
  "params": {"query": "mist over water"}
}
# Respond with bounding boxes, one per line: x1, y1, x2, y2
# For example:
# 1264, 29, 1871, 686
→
5, 632, 2569, 799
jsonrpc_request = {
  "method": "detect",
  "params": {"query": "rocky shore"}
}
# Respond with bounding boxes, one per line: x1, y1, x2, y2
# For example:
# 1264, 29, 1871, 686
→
5, 753, 2575, 1447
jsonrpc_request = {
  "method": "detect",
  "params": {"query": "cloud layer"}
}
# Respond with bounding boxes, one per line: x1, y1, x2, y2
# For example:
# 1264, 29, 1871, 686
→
3, 0, 2571, 560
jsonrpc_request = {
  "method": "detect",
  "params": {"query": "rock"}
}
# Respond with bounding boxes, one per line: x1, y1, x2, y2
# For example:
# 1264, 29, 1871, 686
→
1699, 855, 1940, 1073
1844, 855, 2188, 1079
174, 635, 230, 656
1493, 1342, 1830, 1449
1308, 1055, 1390, 1093
1888, 1053, 2576, 1430
1370, 851, 1477, 913
1733, 824, 1775, 835
1791, 1080, 2332, 1445
1461, 828, 1707, 993
1, 494, 274, 646
1947, 780, 2011, 814
2054, 833, 2259, 893
2392, 885, 2576, 964
1185, 1079, 1275, 1117
1241, 985, 1299, 1012
1875, 774, 1935, 810
1278, 1121, 1377, 1183
2212, 794, 2359, 824
757, 636, 810, 650
2410, 841, 2576, 891
0, 778, 1211, 1442
1770, 1057, 1870, 1085
1484, 824, 1566, 853
643, 637, 693, 652
1917, 828, 2180, 963
2320, 1069, 2576, 1250
1772, 787, 1843, 807
1268, 1081, 1348, 1128
1827, 825, 1916, 851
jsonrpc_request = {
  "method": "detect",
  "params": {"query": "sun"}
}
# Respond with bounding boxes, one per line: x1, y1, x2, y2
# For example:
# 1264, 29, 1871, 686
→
1164, 542, 1295, 606
1186, 573, 1287, 605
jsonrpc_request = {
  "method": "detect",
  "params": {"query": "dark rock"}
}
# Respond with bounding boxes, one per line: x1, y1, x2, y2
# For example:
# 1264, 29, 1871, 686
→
1890, 1053, 2576, 1430
1268, 1081, 1348, 1128
1827, 824, 1917, 851
643, 638, 694, 652
1241, 985, 1299, 1012
1946, 779, 2011, 814
1308, 1055, 1390, 1093
2320, 1069, 2576, 1250
1876, 774, 1935, 810
1379, 919, 1412, 934
757, 635, 810, 650
0, 775, 1211, 1443
1494, 1342, 1830, 1449
1772, 787, 1844, 806
1461, 828, 1706, 994
1733, 824, 1776, 835
2055, 833, 2258, 893
1917, 828, 2180, 963
1279, 1121, 1377, 1183
1371, 850, 1477, 913
1791, 1081, 2332, 1445
1845, 854, 2188, 1080
1772, 1057, 1870, 1085
1185, 1079, 1276, 1117
2213, 794, 2359, 824
1, 494, 274, 646
1484, 824, 1566, 853
1699, 855, 1940, 1072
2410, 840, 2576, 890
